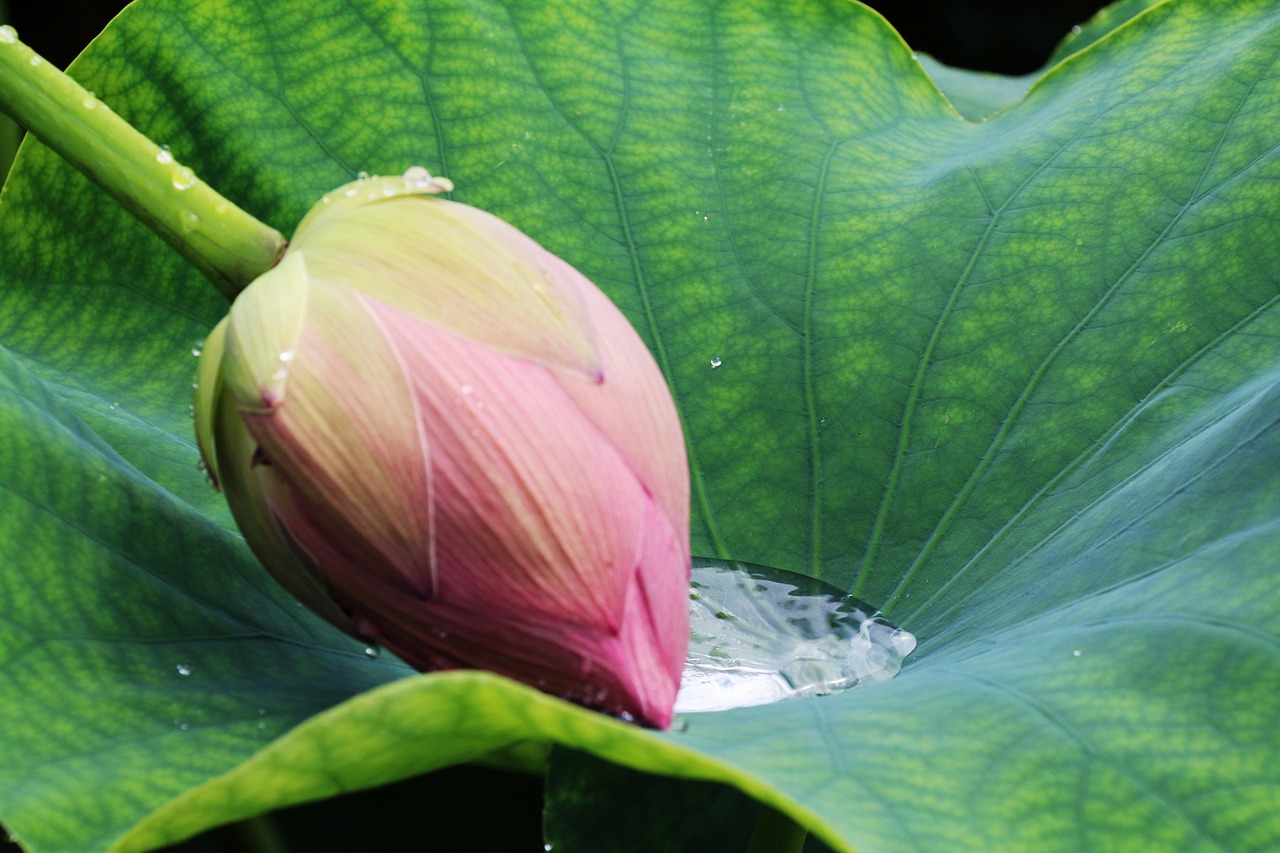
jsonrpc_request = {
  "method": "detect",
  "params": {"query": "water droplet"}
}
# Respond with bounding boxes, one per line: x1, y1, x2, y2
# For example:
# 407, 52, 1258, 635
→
279, 350, 295, 362
28, 54, 42, 67
82, 94, 97, 110
180, 210, 199, 233
196, 459, 207, 473
192, 341, 203, 357
171, 166, 197, 191
156, 147, 174, 165
1072, 649, 1082, 657
1070, 25, 1082, 35
617, 711, 635, 723
544, 845, 553, 852
175, 719, 189, 730
776, 104, 785, 111
0, 24, 18, 44
403, 165, 432, 186
674, 561, 915, 713
107, 401, 119, 411
357, 170, 371, 181
364, 645, 380, 659
710, 357, 722, 368
176, 663, 192, 676
188, 404, 196, 419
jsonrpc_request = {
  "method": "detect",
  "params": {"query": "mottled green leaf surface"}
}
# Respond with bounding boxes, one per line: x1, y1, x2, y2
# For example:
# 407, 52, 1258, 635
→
2, 0, 1279, 850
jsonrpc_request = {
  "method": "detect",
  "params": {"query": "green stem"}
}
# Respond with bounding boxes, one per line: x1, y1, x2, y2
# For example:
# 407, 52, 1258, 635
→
0, 25, 284, 300
746, 804, 809, 853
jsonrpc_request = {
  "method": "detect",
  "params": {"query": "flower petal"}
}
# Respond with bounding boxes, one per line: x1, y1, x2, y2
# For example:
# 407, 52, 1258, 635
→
550, 270, 691, 552
240, 279, 436, 598
364, 296, 647, 632
292, 194, 602, 380
192, 316, 228, 489
210, 384, 357, 634
222, 250, 310, 413
333, 491, 686, 726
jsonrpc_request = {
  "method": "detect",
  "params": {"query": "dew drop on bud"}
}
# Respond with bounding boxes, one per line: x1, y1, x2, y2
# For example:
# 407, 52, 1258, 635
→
171, 165, 197, 191
403, 165, 432, 185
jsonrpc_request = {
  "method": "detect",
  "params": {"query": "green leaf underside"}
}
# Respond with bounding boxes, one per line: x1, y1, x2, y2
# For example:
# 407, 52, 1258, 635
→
1, 0, 1278, 851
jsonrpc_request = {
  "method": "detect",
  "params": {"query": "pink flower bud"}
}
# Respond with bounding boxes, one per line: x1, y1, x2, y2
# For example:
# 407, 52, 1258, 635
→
194, 170, 690, 727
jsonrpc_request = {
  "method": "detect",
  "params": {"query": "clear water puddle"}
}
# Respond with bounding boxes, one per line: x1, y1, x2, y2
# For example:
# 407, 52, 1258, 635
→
675, 560, 916, 713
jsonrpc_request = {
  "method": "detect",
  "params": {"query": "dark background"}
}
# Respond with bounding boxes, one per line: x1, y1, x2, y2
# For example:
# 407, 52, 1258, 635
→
0, 0, 1109, 850
9, 0, 1111, 73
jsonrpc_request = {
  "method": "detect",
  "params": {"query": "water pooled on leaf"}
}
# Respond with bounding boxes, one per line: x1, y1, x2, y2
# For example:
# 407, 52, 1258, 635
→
675, 560, 915, 713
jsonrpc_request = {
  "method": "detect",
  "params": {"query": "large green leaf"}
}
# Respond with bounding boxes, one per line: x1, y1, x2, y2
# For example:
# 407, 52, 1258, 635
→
2, 0, 1278, 850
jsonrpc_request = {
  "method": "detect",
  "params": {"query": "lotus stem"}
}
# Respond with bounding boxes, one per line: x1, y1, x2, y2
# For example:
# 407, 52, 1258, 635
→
0, 25, 284, 300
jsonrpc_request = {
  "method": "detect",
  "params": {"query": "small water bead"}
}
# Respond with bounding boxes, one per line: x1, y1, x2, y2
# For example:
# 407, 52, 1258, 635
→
357, 170, 371, 181
28, 54, 42, 67
180, 210, 200, 233
709, 357, 722, 368
0, 24, 18, 43
171, 165, 197, 190
176, 663, 192, 676
675, 560, 916, 713
364, 645, 380, 659
156, 146, 174, 165
192, 341, 204, 357
403, 165, 432, 185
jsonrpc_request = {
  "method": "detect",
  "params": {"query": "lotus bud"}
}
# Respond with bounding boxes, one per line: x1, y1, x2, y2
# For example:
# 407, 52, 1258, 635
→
193, 168, 691, 728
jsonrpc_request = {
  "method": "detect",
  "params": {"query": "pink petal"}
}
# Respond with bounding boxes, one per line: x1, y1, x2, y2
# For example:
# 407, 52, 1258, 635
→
241, 279, 436, 598
368, 296, 646, 631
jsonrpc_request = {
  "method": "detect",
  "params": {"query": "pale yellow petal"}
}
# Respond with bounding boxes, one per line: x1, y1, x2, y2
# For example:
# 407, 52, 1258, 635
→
223, 250, 310, 413
292, 193, 601, 380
